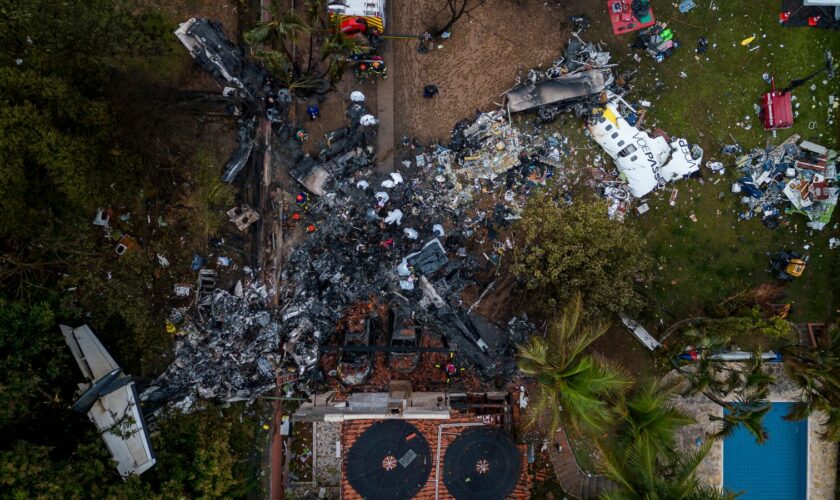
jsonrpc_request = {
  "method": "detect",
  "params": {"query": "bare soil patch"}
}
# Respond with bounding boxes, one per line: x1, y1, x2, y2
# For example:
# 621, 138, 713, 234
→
391, 0, 573, 143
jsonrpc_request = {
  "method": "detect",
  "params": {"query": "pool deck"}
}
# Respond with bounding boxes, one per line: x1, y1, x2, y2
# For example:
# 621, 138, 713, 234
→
671, 364, 837, 499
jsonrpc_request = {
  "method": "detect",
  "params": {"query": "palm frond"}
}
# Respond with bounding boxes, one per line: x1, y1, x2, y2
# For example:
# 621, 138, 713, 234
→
595, 440, 637, 493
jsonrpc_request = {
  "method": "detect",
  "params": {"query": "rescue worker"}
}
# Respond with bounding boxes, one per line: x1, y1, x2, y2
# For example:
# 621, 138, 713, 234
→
306, 104, 320, 120
355, 63, 369, 81
370, 59, 388, 79
360, 114, 379, 127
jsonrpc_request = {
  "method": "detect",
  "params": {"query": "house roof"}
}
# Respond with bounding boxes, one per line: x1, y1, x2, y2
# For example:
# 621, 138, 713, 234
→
341, 418, 531, 499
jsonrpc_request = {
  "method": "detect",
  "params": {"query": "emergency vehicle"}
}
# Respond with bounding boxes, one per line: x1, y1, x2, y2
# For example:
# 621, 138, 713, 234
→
328, 0, 386, 36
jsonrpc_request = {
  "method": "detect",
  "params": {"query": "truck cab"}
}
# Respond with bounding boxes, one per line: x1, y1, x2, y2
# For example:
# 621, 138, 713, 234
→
328, 0, 386, 34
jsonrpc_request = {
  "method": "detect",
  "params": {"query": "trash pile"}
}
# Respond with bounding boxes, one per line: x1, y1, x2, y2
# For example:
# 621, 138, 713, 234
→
141, 282, 281, 416
733, 134, 838, 230
504, 33, 623, 122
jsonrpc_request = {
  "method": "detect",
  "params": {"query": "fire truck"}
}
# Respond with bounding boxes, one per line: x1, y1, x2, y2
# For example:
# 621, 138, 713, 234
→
328, 0, 386, 36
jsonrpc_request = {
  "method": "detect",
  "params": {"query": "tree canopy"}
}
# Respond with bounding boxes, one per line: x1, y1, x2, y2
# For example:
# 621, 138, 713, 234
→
511, 191, 655, 318
0, 1, 265, 497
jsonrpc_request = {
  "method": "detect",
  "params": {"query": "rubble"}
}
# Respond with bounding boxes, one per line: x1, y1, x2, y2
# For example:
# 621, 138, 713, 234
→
504, 34, 619, 121
733, 135, 838, 230
141, 285, 281, 416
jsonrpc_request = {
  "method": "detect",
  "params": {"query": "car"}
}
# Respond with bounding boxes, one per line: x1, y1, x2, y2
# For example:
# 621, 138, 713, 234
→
388, 308, 421, 373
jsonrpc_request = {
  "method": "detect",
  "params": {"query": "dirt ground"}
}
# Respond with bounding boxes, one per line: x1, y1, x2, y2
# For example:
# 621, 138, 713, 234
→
391, 0, 574, 143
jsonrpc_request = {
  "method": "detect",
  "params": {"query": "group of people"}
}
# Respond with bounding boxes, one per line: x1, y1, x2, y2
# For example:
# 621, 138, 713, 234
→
355, 58, 388, 81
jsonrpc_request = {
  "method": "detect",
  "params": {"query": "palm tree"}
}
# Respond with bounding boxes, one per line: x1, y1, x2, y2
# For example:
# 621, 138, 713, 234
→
612, 379, 695, 458
708, 389, 771, 444
517, 293, 631, 437
245, 1, 365, 94
595, 379, 737, 499
244, 7, 310, 74
674, 336, 776, 445
598, 440, 736, 500
781, 325, 840, 441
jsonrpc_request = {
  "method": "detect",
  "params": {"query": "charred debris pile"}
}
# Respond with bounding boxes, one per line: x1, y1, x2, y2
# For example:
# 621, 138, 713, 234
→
146, 23, 662, 415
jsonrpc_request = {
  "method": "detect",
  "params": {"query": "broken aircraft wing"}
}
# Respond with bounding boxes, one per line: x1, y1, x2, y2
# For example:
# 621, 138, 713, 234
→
61, 324, 119, 381
174, 18, 266, 98
61, 325, 156, 478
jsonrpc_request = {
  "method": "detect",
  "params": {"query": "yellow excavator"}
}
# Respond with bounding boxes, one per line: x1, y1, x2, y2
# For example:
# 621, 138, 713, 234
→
769, 251, 807, 281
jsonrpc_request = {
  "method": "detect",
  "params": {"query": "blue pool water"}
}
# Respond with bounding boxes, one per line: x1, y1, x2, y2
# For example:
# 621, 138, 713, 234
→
723, 402, 807, 499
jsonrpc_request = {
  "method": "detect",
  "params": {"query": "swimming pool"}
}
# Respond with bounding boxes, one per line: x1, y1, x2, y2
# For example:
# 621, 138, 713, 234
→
723, 402, 807, 499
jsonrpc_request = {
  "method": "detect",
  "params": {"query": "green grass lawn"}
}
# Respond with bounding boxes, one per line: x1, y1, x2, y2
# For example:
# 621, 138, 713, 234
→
541, 0, 840, 325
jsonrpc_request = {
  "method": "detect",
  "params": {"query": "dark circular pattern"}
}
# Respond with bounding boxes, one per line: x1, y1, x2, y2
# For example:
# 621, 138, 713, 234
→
346, 420, 431, 500
443, 427, 521, 500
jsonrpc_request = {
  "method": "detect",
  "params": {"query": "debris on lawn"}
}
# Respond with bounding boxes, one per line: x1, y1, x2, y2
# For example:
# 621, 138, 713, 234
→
632, 22, 680, 62
153, 10, 837, 432
587, 98, 703, 198
504, 34, 617, 120
733, 134, 838, 230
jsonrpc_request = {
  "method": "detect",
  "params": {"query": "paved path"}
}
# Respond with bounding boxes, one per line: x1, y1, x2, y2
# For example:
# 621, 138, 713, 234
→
375, 0, 395, 172
547, 425, 584, 498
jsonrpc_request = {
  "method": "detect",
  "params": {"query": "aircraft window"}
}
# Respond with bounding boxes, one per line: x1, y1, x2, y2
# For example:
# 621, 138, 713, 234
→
618, 144, 637, 158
